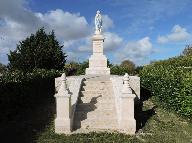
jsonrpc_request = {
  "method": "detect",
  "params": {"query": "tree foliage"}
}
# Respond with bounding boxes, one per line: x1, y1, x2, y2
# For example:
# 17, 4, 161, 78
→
0, 63, 7, 74
8, 28, 66, 72
64, 61, 89, 76
120, 60, 136, 73
182, 44, 192, 57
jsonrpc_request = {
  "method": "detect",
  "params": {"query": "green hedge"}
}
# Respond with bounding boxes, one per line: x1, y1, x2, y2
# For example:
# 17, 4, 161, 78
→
110, 65, 136, 75
0, 69, 61, 122
140, 56, 192, 118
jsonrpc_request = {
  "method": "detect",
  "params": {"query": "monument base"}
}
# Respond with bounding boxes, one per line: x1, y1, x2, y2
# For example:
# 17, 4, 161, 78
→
86, 52, 110, 75
86, 67, 110, 75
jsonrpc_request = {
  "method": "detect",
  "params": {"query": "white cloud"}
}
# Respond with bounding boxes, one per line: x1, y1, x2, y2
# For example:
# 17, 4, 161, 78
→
36, 9, 90, 41
157, 25, 191, 44
0, 0, 91, 64
115, 37, 154, 64
0, 0, 41, 29
104, 32, 123, 51
102, 15, 114, 30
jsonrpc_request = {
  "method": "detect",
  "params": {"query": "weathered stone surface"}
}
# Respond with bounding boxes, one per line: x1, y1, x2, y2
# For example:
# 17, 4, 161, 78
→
54, 74, 84, 134
110, 74, 137, 134
55, 73, 71, 134
110, 75, 140, 99
55, 75, 139, 135
73, 76, 118, 132
86, 34, 110, 75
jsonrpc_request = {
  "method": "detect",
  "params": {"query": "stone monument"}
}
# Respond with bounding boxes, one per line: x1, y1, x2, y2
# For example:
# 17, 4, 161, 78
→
86, 10, 110, 75
54, 10, 139, 135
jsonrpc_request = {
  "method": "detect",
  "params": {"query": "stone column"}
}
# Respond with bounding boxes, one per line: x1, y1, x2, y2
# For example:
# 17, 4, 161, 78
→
86, 33, 110, 75
55, 73, 71, 134
119, 73, 136, 134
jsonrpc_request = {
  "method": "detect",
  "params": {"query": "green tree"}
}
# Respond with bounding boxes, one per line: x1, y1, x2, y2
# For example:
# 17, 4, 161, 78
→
0, 63, 7, 74
64, 61, 79, 76
107, 59, 113, 68
135, 66, 143, 75
182, 45, 192, 56
64, 61, 89, 76
8, 28, 67, 71
76, 61, 89, 75
120, 60, 136, 74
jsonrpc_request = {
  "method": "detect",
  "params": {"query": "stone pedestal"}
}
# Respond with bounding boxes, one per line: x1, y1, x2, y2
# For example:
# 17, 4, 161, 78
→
55, 93, 71, 134
119, 94, 136, 134
55, 73, 71, 134
119, 73, 136, 134
86, 34, 110, 75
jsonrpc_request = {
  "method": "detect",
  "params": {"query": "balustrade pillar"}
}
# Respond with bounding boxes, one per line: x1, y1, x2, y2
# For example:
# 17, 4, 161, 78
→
55, 73, 71, 134
119, 73, 136, 134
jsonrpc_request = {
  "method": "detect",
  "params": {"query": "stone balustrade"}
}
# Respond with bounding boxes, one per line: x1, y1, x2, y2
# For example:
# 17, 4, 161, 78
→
54, 73, 84, 134
110, 76, 123, 125
119, 73, 136, 134
110, 73, 137, 134
55, 73, 138, 134
55, 73, 71, 134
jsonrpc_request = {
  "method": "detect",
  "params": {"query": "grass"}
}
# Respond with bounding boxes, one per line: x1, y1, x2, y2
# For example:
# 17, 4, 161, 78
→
35, 97, 192, 143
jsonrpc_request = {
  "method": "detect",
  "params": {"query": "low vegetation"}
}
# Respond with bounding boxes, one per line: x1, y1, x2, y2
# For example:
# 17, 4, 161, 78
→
140, 48, 192, 118
0, 69, 60, 123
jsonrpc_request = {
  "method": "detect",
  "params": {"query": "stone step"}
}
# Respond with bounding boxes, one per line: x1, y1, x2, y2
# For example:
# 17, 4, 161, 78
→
73, 76, 118, 132
76, 103, 115, 111
74, 119, 118, 130
80, 90, 112, 95
81, 85, 112, 89
83, 82, 112, 85
81, 83, 112, 87
81, 86, 111, 91
74, 110, 117, 120
85, 76, 110, 81
79, 93, 114, 98
79, 96, 115, 103
82, 81, 112, 85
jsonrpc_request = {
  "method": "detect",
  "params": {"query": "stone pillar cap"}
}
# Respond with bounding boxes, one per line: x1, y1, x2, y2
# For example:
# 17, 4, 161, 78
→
92, 34, 105, 40
120, 93, 136, 98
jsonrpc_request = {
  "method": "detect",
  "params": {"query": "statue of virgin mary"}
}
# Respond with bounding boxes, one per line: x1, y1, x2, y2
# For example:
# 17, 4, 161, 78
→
95, 10, 102, 34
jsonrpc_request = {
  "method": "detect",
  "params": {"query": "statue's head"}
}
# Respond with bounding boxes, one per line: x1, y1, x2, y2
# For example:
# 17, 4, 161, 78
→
97, 10, 100, 14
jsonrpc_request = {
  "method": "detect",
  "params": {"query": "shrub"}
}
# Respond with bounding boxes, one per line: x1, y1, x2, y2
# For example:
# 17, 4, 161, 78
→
140, 56, 192, 118
64, 61, 88, 76
0, 69, 61, 122
76, 61, 89, 75
182, 44, 192, 57
110, 60, 137, 75
0, 63, 7, 74
111, 65, 129, 75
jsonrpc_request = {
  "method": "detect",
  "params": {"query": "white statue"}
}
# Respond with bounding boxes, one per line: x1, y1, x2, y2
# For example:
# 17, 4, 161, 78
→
95, 10, 102, 34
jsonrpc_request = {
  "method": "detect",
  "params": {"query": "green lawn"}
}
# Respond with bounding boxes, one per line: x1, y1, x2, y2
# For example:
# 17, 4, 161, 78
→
35, 98, 192, 143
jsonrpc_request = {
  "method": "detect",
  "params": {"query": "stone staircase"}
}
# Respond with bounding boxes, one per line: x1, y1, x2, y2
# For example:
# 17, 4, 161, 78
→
73, 76, 118, 133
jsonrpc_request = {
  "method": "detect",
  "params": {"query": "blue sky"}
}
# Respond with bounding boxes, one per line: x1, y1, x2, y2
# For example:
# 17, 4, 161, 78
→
0, 0, 192, 65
